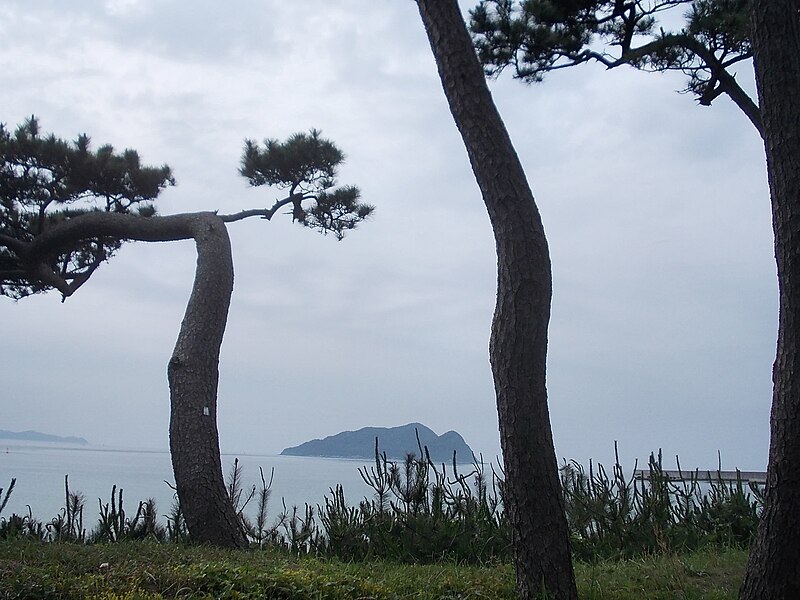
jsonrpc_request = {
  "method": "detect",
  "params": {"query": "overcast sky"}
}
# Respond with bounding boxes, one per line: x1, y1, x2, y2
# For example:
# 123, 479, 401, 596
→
1, 1, 775, 471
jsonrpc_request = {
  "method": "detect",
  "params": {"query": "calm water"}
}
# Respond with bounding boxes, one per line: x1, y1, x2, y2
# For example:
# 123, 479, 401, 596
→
0, 442, 375, 525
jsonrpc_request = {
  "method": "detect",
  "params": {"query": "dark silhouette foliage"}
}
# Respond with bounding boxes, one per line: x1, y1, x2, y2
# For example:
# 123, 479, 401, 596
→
0, 117, 372, 548
240, 130, 373, 239
470, 0, 761, 132
0, 117, 173, 299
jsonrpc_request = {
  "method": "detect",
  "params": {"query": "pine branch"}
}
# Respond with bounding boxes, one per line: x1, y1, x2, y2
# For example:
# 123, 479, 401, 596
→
219, 195, 297, 223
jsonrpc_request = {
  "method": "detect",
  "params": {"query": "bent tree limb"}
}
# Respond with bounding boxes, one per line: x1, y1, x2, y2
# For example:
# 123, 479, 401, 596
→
3, 125, 371, 548
415, 1, 577, 598
578, 34, 762, 136
470, 1, 764, 136
20, 210, 248, 547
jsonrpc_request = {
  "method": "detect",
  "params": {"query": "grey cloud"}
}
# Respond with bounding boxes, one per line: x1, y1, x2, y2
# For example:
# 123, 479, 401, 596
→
0, 1, 776, 471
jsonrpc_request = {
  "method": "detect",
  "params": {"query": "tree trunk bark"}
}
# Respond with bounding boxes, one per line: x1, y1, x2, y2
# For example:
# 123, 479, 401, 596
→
740, 2, 800, 598
24, 210, 247, 547
167, 213, 248, 548
415, 2, 577, 598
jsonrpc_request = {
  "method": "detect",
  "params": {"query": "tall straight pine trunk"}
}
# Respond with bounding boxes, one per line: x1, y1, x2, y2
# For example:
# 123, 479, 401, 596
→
415, 1, 577, 598
740, 2, 800, 598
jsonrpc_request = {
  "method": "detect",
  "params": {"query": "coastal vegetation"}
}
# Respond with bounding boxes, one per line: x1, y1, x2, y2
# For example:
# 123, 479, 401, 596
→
0, 539, 747, 599
1, 449, 761, 597
468, 1, 800, 596
4, 0, 796, 595
0, 119, 372, 548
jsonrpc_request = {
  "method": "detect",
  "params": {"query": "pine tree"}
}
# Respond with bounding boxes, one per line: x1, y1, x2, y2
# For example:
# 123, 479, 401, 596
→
739, 2, 800, 597
415, 2, 578, 597
470, 2, 800, 595
0, 117, 373, 547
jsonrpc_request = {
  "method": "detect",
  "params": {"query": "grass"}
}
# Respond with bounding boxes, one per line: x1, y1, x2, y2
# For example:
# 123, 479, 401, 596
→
0, 449, 757, 598
0, 539, 747, 599
578, 549, 747, 600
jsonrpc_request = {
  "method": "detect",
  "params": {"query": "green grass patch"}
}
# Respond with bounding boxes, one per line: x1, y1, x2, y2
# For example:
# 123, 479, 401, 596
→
0, 539, 747, 599
576, 548, 748, 600
0, 539, 515, 599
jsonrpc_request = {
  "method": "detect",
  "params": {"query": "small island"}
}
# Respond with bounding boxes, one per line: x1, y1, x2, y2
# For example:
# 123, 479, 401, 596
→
0, 428, 89, 446
281, 422, 475, 463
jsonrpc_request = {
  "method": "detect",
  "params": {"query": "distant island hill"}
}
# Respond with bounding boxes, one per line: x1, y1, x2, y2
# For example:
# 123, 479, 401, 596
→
0, 429, 88, 446
280, 423, 475, 463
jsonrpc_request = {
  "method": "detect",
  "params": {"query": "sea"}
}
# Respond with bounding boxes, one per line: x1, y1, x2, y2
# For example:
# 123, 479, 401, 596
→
0, 442, 377, 526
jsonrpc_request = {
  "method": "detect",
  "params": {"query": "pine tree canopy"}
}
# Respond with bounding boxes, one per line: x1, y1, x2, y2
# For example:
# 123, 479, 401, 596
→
469, 0, 758, 130
239, 130, 374, 240
0, 117, 174, 299
1, 119, 373, 301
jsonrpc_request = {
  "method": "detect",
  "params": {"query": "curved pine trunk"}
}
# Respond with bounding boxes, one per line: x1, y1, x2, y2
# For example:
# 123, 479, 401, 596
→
740, 2, 800, 598
26, 211, 247, 547
167, 213, 248, 547
414, 1, 577, 598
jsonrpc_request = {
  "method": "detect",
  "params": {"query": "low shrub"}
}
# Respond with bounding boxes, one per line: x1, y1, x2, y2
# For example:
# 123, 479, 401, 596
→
1, 442, 763, 564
